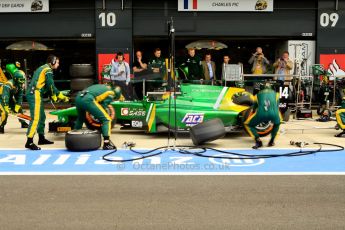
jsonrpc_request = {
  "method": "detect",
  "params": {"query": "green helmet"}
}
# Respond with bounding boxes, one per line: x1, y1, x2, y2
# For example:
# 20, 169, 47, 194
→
114, 86, 122, 100
259, 82, 272, 91
13, 70, 26, 85
5, 63, 18, 76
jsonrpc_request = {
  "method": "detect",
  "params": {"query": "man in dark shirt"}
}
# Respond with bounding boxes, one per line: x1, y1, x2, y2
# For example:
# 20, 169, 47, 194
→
148, 48, 166, 91
148, 48, 166, 79
132, 50, 149, 99
133, 50, 148, 74
180, 48, 203, 81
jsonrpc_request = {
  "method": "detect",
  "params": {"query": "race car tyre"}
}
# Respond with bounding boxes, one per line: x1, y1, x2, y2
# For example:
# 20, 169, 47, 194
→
189, 118, 226, 146
283, 108, 291, 122
70, 78, 94, 91
65, 129, 101, 151
85, 105, 116, 130
317, 106, 324, 116
69, 64, 94, 78
69, 91, 79, 104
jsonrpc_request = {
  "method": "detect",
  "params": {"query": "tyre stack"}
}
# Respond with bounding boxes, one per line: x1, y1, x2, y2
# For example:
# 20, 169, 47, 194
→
69, 64, 95, 103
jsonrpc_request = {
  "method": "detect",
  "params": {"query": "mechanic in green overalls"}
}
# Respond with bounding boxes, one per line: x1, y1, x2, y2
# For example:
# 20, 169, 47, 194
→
244, 83, 282, 149
74, 84, 116, 150
0, 67, 27, 134
335, 97, 345, 137
25, 55, 69, 150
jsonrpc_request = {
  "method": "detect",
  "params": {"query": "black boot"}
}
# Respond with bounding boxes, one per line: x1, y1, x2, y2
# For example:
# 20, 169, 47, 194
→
268, 138, 275, 147
252, 138, 263, 149
38, 134, 54, 145
0, 126, 4, 134
25, 138, 41, 150
21, 122, 29, 128
103, 137, 116, 150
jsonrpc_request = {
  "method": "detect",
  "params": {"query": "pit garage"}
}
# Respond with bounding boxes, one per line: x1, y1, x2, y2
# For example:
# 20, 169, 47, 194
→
0, 0, 345, 229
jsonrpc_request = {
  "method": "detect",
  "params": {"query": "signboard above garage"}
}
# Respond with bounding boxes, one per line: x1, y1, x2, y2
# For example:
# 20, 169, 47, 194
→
178, 0, 273, 12
0, 0, 49, 13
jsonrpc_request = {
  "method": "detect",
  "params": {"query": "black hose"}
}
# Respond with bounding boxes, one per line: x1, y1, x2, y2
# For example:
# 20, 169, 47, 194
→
102, 143, 344, 163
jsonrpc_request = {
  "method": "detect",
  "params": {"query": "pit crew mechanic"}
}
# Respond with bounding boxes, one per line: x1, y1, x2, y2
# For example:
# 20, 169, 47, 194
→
0, 65, 27, 134
335, 97, 345, 137
74, 84, 116, 150
244, 84, 282, 149
25, 55, 69, 150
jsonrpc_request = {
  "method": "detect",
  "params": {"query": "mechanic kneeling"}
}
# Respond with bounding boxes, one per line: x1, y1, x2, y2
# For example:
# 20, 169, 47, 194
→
335, 97, 345, 137
244, 83, 282, 149
74, 84, 116, 150
0, 67, 27, 133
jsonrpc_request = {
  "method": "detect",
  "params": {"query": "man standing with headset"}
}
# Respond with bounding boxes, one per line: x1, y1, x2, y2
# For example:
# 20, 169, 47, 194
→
25, 55, 69, 150
110, 52, 132, 100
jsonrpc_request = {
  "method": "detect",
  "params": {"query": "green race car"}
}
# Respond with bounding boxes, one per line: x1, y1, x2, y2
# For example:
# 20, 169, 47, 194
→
49, 83, 273, 136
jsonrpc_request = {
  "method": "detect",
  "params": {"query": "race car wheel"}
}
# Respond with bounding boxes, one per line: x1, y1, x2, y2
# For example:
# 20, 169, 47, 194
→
189, 118, 226, 146
69, 64, 95, 78
70, 78, 94, 91
242, 108, 274, 137
65, 129, 101, 151
282, 108, 291, 122
85, 105, 116, 130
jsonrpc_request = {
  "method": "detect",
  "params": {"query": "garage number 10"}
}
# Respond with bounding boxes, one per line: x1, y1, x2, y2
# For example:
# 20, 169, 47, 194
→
99, 12, 116, 27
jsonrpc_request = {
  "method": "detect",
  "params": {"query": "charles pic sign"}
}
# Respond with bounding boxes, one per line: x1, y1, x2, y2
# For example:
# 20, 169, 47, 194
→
178, 0, 273, 12
0, 0, 49, 13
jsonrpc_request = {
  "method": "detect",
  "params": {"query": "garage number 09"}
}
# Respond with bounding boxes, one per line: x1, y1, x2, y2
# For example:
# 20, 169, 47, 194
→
320, 12, 339, 27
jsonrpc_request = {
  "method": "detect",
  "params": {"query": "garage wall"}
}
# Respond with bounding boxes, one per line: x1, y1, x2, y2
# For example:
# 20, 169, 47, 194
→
133, 0, 317, 37
317, 0, 345, 54
0, 0, 94, 38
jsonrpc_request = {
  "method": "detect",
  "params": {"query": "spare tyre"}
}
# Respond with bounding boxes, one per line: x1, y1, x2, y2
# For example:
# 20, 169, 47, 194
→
70, 64, 94, 78
65, 129, 101, 151
190, 118, 226, 146
70, 78, 94, 91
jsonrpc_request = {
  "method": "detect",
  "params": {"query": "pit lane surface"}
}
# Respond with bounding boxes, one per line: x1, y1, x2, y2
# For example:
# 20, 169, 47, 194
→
0, 114, 345, 229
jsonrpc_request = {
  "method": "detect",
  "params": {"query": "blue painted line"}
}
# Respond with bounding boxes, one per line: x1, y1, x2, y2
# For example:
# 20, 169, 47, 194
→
0, 149, 344, 174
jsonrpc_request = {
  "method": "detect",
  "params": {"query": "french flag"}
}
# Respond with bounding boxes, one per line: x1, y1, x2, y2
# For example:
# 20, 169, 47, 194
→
184, 0, 198, 10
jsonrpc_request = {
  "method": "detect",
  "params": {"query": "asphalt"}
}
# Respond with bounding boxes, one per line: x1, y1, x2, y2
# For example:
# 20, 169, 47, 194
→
1, 176, 345, 230
1, 111, 345, 229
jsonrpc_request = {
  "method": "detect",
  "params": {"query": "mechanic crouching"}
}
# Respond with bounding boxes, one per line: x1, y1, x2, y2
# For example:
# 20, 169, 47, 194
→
74, 84, 116, 150
335, 97, 345, 137
0, 68, 27, 134
244, 84, 282, 149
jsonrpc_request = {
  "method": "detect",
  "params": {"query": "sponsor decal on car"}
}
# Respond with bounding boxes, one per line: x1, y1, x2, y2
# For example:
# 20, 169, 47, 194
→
121, 108, 129, 116
182, 113, 204, 126
131, 120, 143, 128
121, 108, 146, 117
128, 109, 146, 117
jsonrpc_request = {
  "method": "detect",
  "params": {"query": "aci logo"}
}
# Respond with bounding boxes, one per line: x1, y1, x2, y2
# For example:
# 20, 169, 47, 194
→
182, 113, 204, 126
209, 154, 265, 167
